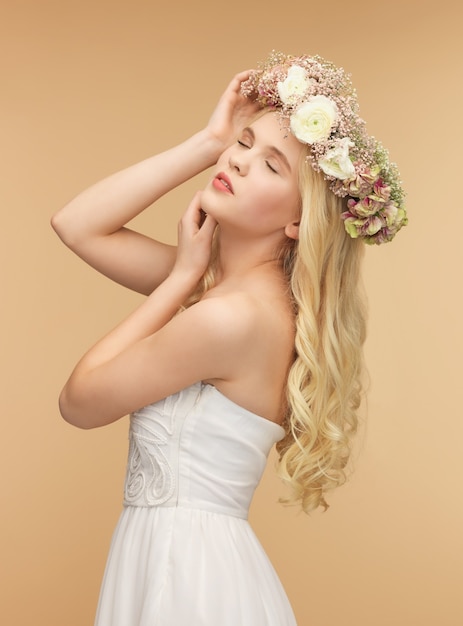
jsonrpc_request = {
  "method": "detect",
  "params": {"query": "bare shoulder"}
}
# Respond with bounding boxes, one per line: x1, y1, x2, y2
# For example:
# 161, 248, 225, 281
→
194, 290, 272, 339
187, 289, 295, 422
169, 290, 278, 370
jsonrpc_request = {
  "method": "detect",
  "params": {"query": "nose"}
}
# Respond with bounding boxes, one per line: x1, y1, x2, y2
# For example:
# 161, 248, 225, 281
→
228, 149, 249, 175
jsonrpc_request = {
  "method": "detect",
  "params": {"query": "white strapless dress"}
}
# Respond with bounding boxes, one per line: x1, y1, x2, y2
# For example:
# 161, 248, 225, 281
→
95, 382, 297, 625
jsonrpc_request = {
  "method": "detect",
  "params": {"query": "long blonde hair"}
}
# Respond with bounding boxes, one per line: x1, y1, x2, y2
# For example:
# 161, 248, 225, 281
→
184, 151, 367, 514
276, 153, 367, 513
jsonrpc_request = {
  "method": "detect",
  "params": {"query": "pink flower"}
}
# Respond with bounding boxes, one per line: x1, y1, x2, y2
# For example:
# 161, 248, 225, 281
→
344, 174, 373, 198
341, 213, 363, 239
347, 196, 383, 218
359, 165, 381, 185
382, 202, 399, 228
370, 228, 393, 245
371, 178, 391, 201
363, 215, 383, 236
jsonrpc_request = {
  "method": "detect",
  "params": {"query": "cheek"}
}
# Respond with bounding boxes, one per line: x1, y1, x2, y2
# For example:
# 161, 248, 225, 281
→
250, 188, 283, 215
264, 184, 300, 217
250, 187, 300, 225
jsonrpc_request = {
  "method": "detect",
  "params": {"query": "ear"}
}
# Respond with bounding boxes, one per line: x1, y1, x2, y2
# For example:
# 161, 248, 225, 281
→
284, 220, 300, 241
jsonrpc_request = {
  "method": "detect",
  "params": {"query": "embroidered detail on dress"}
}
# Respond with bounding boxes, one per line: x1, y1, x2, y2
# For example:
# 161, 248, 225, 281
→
124, 415, 175, 506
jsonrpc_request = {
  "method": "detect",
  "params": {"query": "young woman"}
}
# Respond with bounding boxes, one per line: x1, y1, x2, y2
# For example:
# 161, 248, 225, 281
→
52, 52, 406, 625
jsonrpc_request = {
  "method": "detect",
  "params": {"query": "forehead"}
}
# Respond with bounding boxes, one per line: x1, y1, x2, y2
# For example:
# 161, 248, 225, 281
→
248, 112, 303, 165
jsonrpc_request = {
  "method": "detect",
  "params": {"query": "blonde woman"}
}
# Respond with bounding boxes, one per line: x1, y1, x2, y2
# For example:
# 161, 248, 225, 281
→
52, 52, 406, 626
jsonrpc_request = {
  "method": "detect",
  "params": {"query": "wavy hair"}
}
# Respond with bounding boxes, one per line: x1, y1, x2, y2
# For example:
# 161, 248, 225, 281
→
184, 150, 367, 514
276, 152, 367, 513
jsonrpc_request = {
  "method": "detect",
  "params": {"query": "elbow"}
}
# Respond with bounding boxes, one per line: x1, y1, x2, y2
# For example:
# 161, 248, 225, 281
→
58, 387, 99, 430
50, 209, 73, 246
58, 380, 122, 429
50, 204, 85, 250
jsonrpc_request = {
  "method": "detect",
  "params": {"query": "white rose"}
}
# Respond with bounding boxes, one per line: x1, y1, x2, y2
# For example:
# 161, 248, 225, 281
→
277, 65, 310, 105
290, 95, 338, 144
319, 137, 356, 180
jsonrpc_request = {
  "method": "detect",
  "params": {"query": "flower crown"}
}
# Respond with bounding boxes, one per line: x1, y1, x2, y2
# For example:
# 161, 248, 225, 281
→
241, 52, 407, 245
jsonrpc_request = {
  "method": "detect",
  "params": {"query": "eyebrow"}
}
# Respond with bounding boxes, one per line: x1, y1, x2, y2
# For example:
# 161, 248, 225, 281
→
243, 127, 292, 173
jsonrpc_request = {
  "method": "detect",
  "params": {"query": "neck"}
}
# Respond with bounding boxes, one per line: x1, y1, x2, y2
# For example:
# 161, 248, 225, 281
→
214, 227, 285, 283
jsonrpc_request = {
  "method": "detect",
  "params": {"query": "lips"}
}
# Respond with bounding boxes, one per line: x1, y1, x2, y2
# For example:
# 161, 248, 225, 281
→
213, 172, 234, 194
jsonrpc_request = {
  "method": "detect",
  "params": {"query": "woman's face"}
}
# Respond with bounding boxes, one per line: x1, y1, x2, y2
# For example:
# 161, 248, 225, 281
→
202, 112, 304, 240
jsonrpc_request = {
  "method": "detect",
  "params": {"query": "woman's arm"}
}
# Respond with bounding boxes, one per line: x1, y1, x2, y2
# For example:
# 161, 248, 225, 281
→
58, 194, 248, 429
51, 71, 259, 295
59, 292, 251, 429
51, 130, 221, 294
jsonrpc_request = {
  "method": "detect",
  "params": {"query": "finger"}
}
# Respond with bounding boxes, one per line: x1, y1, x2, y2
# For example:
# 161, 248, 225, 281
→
234, 69, 254, 81
227, 69, 254, 93
178, 196, 198, 241
196, 213, 217, 244
182, 191, 203, 227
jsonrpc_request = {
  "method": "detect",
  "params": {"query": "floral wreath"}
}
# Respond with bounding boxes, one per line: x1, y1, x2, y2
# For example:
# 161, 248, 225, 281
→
241, 52, 407, 245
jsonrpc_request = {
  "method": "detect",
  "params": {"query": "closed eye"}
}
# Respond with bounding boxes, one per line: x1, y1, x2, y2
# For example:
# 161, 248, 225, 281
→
237, 139, 250, 148
266, 161, 278, 174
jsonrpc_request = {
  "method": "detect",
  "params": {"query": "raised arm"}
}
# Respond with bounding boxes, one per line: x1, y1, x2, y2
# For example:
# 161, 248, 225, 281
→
51, 71, 260, 295
58, 193, 236, 428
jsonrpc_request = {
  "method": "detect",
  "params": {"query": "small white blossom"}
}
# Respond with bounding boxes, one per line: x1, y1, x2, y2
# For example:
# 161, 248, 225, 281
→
290, 96, 338, 144
319, 137, 356, 180
277, 65, 310, 105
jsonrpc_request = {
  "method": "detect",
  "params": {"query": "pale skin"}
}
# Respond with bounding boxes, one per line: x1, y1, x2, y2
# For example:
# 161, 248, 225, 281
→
52, 71, 304, 430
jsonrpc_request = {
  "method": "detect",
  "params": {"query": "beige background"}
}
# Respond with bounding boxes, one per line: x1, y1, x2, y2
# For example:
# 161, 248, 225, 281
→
2, 1, 462, 624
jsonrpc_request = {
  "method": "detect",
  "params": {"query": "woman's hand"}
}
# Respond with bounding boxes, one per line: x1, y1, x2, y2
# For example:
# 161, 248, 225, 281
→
171, 192, 217, 283
206, 70, 261, 152
59, 192, 217, 429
